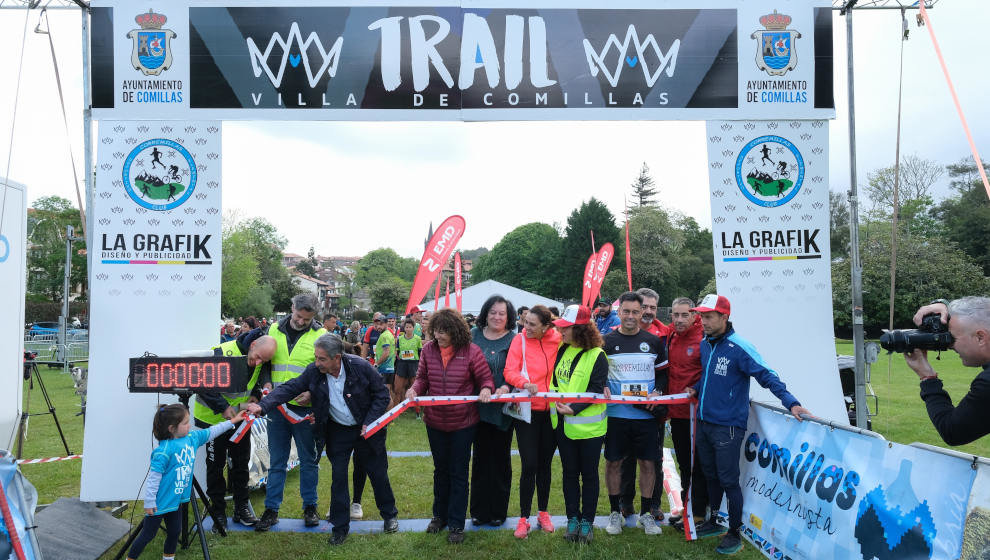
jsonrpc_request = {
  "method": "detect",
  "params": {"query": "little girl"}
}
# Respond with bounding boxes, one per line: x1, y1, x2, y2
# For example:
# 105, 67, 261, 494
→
127, 403, 244, 560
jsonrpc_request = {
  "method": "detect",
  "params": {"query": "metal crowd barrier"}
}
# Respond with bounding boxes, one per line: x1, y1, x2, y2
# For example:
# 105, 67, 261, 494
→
65, 342, 89, 363
24, 336, 59, 362
23, 335, 89, 368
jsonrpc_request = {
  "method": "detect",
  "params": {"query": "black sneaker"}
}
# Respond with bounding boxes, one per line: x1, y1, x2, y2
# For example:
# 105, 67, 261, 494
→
696, 519, 727, 539
447, 527, 465, 544
254, 508, 279, 532
303, 505, 320, 527
328, 531, 348, 546
426, 517, 447, 534
232, 503, 258, 526
210, 511, 227, 536
384, 517, 399, 534
716, 530, 743, 555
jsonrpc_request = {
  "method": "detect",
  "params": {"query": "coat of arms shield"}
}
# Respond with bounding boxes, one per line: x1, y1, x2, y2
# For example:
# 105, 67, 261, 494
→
126, 9, 176, 76
751, 11, 801, 77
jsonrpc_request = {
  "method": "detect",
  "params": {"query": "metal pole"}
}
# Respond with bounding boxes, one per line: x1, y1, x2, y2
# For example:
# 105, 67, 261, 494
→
81, 4, 94, 328
845, 8, 869, 429
62, 225, 73, 373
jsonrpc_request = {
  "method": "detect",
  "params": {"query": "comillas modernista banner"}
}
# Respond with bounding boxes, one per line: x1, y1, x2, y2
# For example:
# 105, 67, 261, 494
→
81, 121, 221, 501
89, 1, 834, 121
739, 405, 975, 560
705, 120, 846, 425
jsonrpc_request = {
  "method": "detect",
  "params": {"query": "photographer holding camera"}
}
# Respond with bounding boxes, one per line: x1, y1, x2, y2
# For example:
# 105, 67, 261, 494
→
901, 297, 990, 446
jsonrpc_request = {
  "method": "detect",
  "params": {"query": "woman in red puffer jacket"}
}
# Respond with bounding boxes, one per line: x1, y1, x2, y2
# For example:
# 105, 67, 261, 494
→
407, 309, 495, 544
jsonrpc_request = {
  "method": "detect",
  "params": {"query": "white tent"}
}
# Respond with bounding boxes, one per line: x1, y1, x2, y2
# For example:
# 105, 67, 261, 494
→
421, 279, 564, 317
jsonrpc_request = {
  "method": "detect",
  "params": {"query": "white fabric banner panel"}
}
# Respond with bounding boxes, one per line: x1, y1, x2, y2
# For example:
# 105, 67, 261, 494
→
705, 120, 846, 425
89, 0, 835, 121
0, 178, 27, 451
81, 121, 221, 501
738, 405, 975, 560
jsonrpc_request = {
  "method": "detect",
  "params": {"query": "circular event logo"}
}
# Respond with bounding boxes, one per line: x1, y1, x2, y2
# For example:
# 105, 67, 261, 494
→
122, 138, 197, 211
734, 135, 805, 208
0, 234, 9, 263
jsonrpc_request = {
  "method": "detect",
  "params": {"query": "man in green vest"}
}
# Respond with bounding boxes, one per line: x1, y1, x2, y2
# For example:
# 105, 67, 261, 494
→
193, 333, 277, 532
254, 293, 328, 531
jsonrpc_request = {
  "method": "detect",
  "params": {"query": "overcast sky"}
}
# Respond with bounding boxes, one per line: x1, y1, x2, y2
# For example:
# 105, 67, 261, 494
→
1, 2, 987, 259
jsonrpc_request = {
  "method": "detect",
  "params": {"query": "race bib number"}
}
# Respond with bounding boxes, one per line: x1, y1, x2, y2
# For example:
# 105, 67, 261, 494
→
401, 350, 416, 360
621, 383, 648, 397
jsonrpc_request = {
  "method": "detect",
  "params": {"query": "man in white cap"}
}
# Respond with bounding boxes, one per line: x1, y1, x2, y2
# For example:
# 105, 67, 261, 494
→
684, 294, 811, 555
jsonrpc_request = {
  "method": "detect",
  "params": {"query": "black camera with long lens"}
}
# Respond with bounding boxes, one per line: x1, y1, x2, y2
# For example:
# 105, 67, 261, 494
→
879, 313, 954, 353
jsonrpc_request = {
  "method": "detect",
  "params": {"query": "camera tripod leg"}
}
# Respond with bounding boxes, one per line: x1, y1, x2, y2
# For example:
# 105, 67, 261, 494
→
20, 362, 72, 456
188, 480, 212, 560
33, 366, 72, 456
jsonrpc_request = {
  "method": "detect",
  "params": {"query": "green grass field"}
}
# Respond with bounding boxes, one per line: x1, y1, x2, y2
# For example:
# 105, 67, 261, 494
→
14, 342, 986, 559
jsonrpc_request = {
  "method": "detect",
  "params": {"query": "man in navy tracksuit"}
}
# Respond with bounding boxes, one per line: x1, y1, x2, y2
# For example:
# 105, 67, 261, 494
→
247, 333, 399, 546
685, 295, 811, 555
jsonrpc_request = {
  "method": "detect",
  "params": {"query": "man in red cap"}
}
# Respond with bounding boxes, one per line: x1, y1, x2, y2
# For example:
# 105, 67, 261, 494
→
409, 306, 425, 337
684, 294, 811, 555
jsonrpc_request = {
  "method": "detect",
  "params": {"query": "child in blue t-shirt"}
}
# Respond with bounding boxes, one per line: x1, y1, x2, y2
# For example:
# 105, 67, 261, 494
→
127, 403, 244, 560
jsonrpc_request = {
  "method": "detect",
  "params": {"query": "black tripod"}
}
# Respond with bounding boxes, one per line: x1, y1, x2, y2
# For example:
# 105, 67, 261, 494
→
15, 351, 71, 460
113, 393, 218, 560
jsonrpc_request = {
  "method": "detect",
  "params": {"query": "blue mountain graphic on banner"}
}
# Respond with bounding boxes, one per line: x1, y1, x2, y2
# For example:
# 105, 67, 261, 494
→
854, 459, 936, 559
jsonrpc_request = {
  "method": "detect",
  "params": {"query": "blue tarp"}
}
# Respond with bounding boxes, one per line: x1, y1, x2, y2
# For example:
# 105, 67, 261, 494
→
0, 451, 38, 560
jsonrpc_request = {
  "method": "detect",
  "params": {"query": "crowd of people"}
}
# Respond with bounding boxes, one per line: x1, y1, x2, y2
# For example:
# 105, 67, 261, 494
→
137, 289, 813, 558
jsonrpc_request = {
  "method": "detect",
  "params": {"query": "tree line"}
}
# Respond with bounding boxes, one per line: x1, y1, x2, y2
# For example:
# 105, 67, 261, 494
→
24, 156, 990, 333
471, 163, 714, 306
831, 155, 990, 332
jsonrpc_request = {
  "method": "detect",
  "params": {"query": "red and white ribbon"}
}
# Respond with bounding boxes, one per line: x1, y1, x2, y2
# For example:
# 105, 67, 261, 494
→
277, 404, 312, 424
362, 392, 695, 439
261, 387, 313, 425
661, 447, 684, 517
229, 414, 256, 443
16, 454, 83, 465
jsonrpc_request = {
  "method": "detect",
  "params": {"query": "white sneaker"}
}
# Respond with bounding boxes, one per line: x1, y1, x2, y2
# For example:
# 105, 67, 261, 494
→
350, 503, 363, 520
637, 513, 662, 535
605, 511, 624, 535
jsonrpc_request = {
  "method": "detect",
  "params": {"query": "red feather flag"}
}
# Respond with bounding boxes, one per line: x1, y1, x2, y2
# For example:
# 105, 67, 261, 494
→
444, 278, 451, 308
433, 275, 442, 311
454, 252, 463, 312
625, 220, 632, 291
406, 215, 466, 315
589, 242, 614, 306
581, 251, 598, 307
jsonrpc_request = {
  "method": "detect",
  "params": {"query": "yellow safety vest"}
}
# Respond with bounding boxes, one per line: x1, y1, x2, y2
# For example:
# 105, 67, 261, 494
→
549, 345, 607, 439
193, 340, 261, 426
266, 322, 326, 406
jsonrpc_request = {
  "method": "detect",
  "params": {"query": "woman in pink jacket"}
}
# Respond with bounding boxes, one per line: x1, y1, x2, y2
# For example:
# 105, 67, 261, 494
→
500, 305, 562, 538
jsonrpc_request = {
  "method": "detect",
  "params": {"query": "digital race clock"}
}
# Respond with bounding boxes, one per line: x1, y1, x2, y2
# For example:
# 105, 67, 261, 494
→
128, 356, 249, 394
